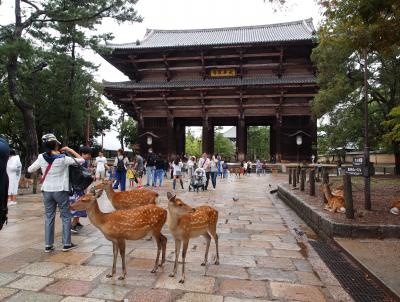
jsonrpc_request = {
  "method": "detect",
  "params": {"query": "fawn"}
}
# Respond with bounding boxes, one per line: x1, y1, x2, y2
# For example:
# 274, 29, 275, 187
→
94, 179, 158, 210
320, 183, 346, 213
70, 190, 167, 280
167, 192, 219, 283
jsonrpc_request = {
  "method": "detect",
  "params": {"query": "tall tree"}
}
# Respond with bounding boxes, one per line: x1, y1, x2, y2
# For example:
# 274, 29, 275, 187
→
0, 0, 142, 167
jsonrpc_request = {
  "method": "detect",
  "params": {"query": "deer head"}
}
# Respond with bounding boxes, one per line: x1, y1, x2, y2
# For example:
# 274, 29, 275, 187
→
94, 179, 112, 190
70, 190, 103, 211
167, 192, 195, 217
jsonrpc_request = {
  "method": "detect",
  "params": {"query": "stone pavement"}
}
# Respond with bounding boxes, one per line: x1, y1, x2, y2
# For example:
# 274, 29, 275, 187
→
0, 174, 352, 302
335, 238, 400, 298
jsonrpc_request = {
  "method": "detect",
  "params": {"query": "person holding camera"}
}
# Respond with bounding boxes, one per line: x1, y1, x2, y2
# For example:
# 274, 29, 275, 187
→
28, 134, 84, 252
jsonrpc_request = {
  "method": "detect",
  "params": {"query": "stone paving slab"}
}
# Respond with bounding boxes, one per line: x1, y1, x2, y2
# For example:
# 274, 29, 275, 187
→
0, 175, 351, 301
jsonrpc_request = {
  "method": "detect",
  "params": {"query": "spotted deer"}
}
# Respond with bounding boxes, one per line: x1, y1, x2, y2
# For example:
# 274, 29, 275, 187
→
167, 192, 219, 283
320, 183, 346, 213
94, 179, 158, 210
70, 190, 167, 280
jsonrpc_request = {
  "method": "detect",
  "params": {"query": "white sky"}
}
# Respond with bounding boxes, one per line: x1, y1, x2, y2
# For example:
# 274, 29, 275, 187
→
0, 0, 322, 149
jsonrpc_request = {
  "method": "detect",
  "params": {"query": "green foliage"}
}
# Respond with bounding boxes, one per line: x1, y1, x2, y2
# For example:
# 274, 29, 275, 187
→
383, 106, 400, 143
117, 117, 138, 149
247, 126, 270, 161
185, 129, 202, 158
214, 131, 235, 159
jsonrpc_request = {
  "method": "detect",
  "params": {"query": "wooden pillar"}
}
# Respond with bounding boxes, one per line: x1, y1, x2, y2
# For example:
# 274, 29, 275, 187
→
237, 116, 246, 161
176, 121, 185, 156
167, 115, 176, 158
202, 114, 214, 155
275, 114, 282, 163
310, 115, 317, 161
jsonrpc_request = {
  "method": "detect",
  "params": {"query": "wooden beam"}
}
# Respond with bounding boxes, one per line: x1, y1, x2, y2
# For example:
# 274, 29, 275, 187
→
127, 55, 141, 82
200, 50, 206, 80
163, 54, 171, 81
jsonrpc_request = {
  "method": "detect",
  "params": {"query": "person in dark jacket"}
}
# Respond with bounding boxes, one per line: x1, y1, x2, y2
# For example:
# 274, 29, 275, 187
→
153, 153, 165, 187
0, 137, 10, 230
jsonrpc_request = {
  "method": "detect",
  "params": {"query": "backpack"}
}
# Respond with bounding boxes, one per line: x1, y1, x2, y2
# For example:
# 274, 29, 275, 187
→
69, 158, 93, 194
147, 153, 156, 166
116, 157, 125, 172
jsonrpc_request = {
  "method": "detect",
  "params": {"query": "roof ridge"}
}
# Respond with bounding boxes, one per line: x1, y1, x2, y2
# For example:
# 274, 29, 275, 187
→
147, 18, 313, 34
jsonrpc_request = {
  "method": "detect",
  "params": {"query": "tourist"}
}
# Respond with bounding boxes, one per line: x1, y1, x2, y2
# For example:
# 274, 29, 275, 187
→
217, 155, 222, 179
181, 156, 188, 179
210, 155, 218, 190
113, 149, 129, 191
145, 148, 156, 187
70, 146, 92, 234
7, 149, 22, 206
95, 150, 108, 180
256, 159, 262, 176
247, 160, 252, 175
127, 164, 136, 188
134, 151, 144, 189
172, 156, 184, 190
198, 153, 211, 190
28, 133, 83, 252
154, 153, 165, 187
222, 160, 229, 179
243, 160, 247, 175
0, 137, 10, 230
187, 156, 195, 181
311, 154, 316, 164
262, 161, 267, 175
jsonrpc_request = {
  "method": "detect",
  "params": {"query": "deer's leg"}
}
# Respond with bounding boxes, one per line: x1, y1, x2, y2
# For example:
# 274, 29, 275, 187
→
210, 228, 219, 265
118, 239, 126, 280
201, 233, 211, 266
179, 239, 189, 283
107, 241, 118, 278
159, 233, 167, 266
151, 232, 161, 273
169, 239, 181, 278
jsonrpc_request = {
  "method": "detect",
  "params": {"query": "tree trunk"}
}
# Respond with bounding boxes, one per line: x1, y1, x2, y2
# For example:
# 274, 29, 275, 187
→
394, 141, 400, 176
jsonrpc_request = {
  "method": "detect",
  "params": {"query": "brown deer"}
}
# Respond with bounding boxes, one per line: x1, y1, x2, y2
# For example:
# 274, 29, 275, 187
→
166, 192, 219, 283
229, 167, 242, 178
320, 183, 346, 213
70, 190, 167, 280
390, 200, 400, 215
94, 179, 158, 210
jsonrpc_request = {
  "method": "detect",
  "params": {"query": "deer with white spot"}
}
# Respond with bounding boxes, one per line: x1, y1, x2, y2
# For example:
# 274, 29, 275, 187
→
94, 179, 158, 210
167, 192, 219, 283
70, 190, 167, 280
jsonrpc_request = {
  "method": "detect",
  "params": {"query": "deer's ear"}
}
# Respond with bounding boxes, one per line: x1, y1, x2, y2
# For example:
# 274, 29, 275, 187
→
95, 189, 103, 198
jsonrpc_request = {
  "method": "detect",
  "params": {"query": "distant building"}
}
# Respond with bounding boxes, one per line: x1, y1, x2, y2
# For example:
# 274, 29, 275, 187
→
222, 127, 237, 145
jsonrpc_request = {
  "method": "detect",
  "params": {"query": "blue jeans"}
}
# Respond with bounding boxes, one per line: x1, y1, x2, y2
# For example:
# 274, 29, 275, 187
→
223, 169, 228, 179
113, 170, 126, 191
42, 191, 72, 247
146, 166, 155, 186
154, 169, 164, 187
210, 171, 217, 189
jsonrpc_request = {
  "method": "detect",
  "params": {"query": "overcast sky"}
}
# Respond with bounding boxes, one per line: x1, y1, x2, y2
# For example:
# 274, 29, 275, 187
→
1, 0, 322, 150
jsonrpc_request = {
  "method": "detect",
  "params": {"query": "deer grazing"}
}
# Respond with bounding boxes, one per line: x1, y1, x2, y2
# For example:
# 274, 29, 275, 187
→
94, 179, 158, 210
166, 192, 219, 283
70, 190, 167, 280
320, 183, 346, 213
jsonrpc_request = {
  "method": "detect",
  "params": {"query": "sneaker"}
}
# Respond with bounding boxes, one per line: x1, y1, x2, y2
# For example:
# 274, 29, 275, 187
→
8, 201, 17, 206
71, 225, 79, 234
44, 246, 55, 253
62, 243, 78, 252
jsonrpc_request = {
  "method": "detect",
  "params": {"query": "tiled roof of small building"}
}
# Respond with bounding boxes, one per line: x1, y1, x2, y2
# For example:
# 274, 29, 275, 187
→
106, 19, 315, 50
103, 75, 316, 90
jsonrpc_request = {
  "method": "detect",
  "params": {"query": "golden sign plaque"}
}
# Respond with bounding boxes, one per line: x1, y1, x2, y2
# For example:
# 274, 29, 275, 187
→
210, 68, 236, 77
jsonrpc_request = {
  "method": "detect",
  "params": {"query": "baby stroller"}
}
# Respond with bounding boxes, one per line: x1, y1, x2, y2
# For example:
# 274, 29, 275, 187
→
189, 167, 206, 192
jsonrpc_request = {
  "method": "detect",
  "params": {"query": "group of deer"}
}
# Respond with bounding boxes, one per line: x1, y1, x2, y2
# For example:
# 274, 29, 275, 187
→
70, 179, 219, 283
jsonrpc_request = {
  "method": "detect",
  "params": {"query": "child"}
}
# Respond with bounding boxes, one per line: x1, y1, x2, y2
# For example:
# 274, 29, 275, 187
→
127, 165, 135, 188
70, 146, 92, 234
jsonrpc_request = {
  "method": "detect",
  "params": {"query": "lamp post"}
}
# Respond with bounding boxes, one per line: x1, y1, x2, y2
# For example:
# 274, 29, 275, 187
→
296, 134, 303, 164
31, 61, 48, 194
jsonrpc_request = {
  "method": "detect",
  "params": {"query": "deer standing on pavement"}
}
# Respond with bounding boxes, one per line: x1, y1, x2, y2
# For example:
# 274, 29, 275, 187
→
70, 190, 167, 280
320, 183, 346, 213
167, 192, 219, 283
94, 179, 158, 210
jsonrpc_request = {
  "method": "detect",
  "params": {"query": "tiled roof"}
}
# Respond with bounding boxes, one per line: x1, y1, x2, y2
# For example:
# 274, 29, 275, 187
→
106, 19, 315, 50
103, 75, 316, 90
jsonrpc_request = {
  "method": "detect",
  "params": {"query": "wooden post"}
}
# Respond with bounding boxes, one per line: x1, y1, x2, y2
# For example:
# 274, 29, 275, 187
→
322, 169, 329, 203
292, 168, 297, 188
300, 169, 305, 191
309, 169, 315, 196
343, 174, 355, 219
288, 168, 292, 185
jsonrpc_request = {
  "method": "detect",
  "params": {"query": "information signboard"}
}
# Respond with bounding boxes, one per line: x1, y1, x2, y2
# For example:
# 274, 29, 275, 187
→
352, 156, 364, 166
345, 166, 363, 176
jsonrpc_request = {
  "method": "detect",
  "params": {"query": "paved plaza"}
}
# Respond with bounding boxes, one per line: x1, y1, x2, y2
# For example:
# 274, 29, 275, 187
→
0, 174, 352, 302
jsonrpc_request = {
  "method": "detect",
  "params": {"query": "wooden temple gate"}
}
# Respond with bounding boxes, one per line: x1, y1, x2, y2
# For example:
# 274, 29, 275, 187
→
102, 19, 318, 161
